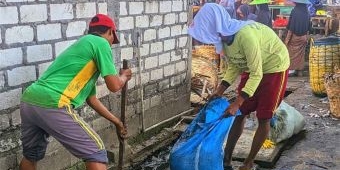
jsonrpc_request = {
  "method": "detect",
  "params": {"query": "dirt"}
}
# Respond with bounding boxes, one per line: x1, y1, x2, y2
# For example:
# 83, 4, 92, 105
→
264, 77, 340, 170
133, 76, 340, 170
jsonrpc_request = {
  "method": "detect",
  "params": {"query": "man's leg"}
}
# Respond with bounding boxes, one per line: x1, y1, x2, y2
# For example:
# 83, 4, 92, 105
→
85, 162, 107, 170
224, 115, 247, 166
240, 119, 270, 170
19, 157, 37, 170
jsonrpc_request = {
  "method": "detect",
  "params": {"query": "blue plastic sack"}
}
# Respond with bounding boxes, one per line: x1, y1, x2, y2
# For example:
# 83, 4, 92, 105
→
169, 97, 240, 170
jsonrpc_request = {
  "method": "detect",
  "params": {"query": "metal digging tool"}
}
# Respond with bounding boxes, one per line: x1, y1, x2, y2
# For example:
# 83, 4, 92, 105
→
118, 59, 128, 170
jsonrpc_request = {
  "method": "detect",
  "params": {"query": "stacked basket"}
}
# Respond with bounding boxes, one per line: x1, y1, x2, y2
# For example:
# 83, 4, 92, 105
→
325, 68, 340, 118
309, 37, 340, 97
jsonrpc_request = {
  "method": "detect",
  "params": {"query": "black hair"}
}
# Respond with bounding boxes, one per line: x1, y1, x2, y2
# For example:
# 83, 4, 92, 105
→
88, 17, 111, 34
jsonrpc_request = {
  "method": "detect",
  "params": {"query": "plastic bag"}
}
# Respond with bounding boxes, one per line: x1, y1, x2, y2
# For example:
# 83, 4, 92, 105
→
269, 101, 305, 143
169, 97, 240, 170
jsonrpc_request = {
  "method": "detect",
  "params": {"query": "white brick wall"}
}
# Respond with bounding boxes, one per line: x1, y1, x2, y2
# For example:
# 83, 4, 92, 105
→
119, 17, 134, 30
0, 71, 5, 90
8, 66, 36, 86
164, 13, 176, 25
98, 3, 108, 14
171, 74, 181, 86
66, 21, 87, 37
144, 29, 156, 41
164, 39, 175, 51
164, 64, 175, 77
141, 72, 150, 84
119, 33, 127, 46
120, 2, 128, 16
171, 25, 182, 36
37, 24, 61, 41
151, 68, 163, 80
140, 44, 150, 57
150, 15, 162, 27
159, 53, 171, 65
76, 3, 96, 18
136, 16, 149, 28
127, 76, 136, 90
158, 27, 170, 39
5, 26, 34, 44
0, 7, 18, 24
0, 88, 22, 110
160, 1, 172, 13
20, 4, 47, 23
0, 48, 22, 69
182, 25, 188, 35
145, 56, 158, 69
178, 37, 188, 47
55, 40, 76, 56
172, 1, 183, 12
96, 84, 110, 99
11, 109, 21, 126
150, 95, 161, 108
175, 60, 186, 73
182, 49, 189, 58
50, 4, 74, 21
38, 61, 52, 77
0, 114, 10, 130
27, 44, 53, 63
6, 0, 34, 2
171, 51, 181, 61
150, 42, 162, 54
120, 47, 133, 60
129, 2, 144, 15
179, 12, 188, 23
145, 1, 158, 14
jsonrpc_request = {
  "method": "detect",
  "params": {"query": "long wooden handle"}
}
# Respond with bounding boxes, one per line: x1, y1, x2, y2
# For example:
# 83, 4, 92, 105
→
118, 59, 128, 170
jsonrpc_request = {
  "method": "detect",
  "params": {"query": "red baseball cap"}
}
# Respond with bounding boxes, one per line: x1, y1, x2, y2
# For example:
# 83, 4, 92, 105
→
89, 14, 120, 44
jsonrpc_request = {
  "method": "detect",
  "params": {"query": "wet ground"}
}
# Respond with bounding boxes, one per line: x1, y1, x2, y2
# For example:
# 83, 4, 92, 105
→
131, 76, 340, 170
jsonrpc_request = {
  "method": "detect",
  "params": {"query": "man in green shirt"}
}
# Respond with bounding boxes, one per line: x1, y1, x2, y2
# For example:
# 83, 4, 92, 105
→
19, 14, 131, 170
188, 4, 289, 170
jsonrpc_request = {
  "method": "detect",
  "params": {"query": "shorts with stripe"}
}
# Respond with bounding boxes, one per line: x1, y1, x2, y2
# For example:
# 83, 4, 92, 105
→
20, 102, 108, 163
238, 70, 288, 120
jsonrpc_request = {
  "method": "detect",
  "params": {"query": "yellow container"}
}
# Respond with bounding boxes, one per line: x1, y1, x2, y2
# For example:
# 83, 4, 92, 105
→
309, 38, 340, 97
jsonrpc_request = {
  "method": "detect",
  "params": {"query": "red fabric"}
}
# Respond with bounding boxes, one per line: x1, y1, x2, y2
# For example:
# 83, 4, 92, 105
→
237, 71, 288, 119
89, 14, 117, 31
89, 14, 119, 44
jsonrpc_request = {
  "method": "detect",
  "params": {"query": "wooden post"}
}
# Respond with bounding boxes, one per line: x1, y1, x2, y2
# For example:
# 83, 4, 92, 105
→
118, 59, 128, 170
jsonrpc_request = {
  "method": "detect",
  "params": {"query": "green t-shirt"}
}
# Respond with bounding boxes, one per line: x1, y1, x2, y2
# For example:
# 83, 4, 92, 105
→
222, 23, 290, 97
21, 34, 117, 108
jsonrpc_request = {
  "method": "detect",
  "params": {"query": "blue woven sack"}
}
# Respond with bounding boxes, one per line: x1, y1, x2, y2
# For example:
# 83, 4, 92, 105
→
169, 97, 240, 170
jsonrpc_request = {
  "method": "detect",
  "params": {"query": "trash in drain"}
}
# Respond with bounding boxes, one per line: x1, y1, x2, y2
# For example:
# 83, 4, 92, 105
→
130, 146, 172, 170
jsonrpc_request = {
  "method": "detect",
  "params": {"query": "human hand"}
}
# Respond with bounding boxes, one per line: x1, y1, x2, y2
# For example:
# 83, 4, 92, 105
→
224, 101, 240, 117
116, 121, 128, 140
120, 68, 132, 81
223, 96, 244, 117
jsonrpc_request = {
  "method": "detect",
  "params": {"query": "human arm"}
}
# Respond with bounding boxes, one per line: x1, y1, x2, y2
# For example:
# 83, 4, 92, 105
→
86, 95, 127, 139
104, 68, 131, 92
284, 30, 292, 45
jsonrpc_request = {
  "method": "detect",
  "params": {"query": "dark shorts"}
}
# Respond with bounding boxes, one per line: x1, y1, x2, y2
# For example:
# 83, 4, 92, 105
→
20, 102, 108, 163
238, 70, 288, 120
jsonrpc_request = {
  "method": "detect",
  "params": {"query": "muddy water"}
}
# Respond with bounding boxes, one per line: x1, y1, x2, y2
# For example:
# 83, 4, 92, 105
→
130, 146, 172, 170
